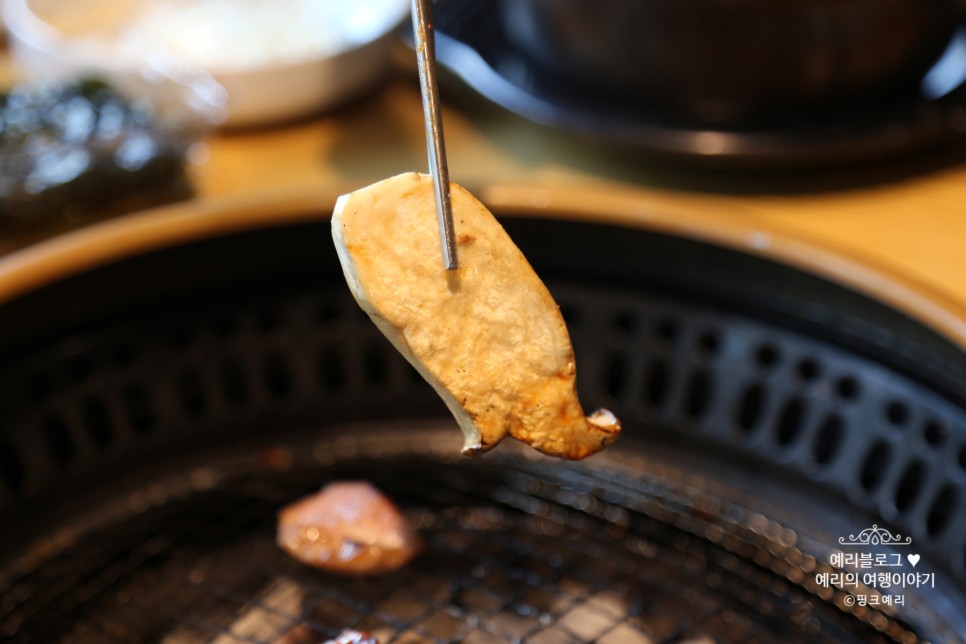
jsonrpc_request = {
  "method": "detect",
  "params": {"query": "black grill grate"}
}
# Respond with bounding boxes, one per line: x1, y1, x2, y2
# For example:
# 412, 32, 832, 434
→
0, 430, 933, 643
0, 220, 964, 641
2, 284, 965, 575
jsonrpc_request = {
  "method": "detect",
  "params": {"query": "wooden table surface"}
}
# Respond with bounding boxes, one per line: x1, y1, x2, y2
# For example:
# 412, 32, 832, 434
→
3, 55, 966, 343
196, 76, 966, 333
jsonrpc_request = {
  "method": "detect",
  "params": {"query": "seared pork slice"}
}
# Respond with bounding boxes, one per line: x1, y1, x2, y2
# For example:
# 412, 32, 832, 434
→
277, 481, 421, 575
332, 172, 620, 459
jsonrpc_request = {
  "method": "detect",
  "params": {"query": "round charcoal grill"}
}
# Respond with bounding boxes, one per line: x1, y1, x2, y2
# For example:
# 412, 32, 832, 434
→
0, 197, 964, 643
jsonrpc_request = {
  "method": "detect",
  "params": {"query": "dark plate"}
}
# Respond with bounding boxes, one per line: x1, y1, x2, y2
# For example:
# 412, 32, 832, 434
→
418, 0, 966, 167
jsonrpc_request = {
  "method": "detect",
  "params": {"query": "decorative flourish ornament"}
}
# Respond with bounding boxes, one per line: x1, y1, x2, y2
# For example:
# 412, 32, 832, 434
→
838, 524, 913, 546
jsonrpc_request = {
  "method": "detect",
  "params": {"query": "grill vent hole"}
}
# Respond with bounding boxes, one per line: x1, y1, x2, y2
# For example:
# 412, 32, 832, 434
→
736, 384, 765, 434
860, 440, 891, 493
177, 369, 208, 417
110, 344, 137, 367
364, 343, 389, 387
42, 415, 75, 468
812, 414, 844, 466
219, 358, 249, 405
81, 397, 113, 448
604, 353, 626, 399
66, 353, 94, 383
959, 444, 966, 471
894, 461, 925, 513
776, 397, 806, 446
26, 373, 53, 403
755, 345, 779, 369
612, 311, 635, 334
211, 314, 237, 339
684, 370, 712, 421
316, 300, 342, 325
168, 325, 194, 350
644, 359, 669, 410
0, 435, 25, 494
121, 384, 155, 434
886, 401, 909, 427
926, 484, 958, 538
836, 377, 860, 400
262, 351, 293, 399
256, 307, 281, 333
797, 359, 820, 382
697, 332, 720, 357
922, 420, 947, 448
318, 346, 346, 392
655, 318, 678, 344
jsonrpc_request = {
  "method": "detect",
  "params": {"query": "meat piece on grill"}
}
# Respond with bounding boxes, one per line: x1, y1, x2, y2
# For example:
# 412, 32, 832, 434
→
331, 172, 621, 460
277, 481, 421, 575
326, 631, 379, 644
274, 625, 379, 644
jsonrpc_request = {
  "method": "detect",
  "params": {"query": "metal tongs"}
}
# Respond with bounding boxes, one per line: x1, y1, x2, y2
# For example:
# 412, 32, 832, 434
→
411, 0, 458, 270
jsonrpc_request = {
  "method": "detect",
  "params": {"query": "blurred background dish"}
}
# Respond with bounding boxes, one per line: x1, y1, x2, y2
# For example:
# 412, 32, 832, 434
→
500, 0, 959, 126
419, 0, 966, 166
2, 0, 226, 123
0, 78, 196, 236
2, 0, 409, 128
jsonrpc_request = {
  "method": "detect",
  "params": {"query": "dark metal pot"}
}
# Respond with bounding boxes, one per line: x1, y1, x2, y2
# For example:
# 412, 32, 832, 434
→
500, 0, 959, 125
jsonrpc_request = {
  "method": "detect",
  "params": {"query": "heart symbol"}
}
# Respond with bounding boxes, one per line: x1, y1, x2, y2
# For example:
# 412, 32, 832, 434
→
908, 554, 921, 568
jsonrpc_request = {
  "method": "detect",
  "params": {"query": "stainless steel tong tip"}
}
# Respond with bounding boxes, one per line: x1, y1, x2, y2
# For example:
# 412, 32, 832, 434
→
411, 0, 457, 270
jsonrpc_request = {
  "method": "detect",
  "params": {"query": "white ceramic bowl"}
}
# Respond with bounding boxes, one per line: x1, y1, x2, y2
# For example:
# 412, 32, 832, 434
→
3, 0, 409, 127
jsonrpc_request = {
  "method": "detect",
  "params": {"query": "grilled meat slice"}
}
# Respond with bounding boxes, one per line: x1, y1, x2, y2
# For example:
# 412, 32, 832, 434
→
332, 172, 620, 459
